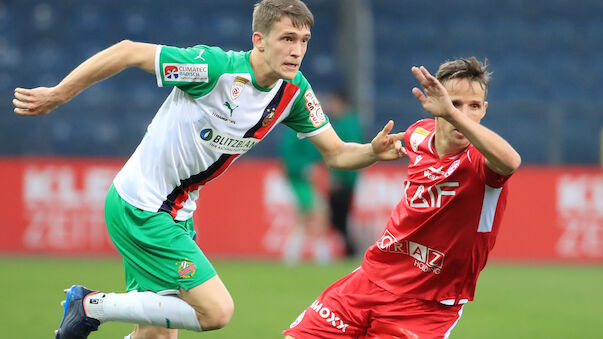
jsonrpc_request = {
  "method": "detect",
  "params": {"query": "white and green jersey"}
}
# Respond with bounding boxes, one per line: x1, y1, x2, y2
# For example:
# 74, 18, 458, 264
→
113, 45, 330, 221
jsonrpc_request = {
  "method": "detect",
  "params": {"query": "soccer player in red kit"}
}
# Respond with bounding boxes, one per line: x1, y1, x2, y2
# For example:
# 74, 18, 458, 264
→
284, 57, 522, 339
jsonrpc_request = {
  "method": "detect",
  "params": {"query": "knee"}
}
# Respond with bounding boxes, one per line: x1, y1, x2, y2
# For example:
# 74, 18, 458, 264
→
197, 297, 234, 330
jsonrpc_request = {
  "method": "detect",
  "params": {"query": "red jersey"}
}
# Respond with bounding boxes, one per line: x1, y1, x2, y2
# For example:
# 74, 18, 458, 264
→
361, 119, 512, 304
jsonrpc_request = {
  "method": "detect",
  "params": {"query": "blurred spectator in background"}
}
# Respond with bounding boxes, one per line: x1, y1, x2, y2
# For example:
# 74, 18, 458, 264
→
279, 90, 364, 263
323, 90, 363, 258
279, 128, 332, 264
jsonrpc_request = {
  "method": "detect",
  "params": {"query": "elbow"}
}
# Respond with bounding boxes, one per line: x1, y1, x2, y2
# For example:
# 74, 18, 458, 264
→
323, 156, 342, 170
317, 141, 345, 170
116, 40, 141, 59
114, 40, 154, 71
509, 151, 522, 173
113, 40, 135, 55
111, 40, 138, 64
117, 39, 135, 48
512, 153, 522, 171
321, 150, 350, 171
501, 152, 522, 175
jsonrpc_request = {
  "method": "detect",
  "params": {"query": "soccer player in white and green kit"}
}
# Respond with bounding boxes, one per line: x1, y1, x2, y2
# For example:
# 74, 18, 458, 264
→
13, 1, 406, 338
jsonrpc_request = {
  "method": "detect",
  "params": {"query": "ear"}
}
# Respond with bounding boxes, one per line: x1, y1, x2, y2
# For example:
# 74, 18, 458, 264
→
481, 101, 488, 118
252, 32, 265, 52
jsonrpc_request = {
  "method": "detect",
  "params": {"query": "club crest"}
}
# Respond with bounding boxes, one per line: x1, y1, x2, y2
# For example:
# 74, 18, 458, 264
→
177, 260, 197, 278
230, 76, 249, 101
262, 107, 276, 127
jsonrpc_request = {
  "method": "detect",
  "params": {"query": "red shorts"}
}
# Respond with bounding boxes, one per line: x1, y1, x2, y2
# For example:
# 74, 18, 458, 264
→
283, 268, 464, 339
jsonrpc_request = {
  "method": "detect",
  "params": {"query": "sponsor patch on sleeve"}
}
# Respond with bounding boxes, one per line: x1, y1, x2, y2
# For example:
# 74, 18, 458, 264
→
410, 127, 430, 152
415, 127, 430, 136
303, 89, 327, 127
162, 63, 209, 83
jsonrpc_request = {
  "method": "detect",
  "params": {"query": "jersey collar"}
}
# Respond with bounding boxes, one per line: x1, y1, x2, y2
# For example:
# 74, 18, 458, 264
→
245, 51, 281, 92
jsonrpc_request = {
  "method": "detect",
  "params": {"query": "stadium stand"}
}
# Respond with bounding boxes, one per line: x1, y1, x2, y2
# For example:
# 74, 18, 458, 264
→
2, 0, 601, 163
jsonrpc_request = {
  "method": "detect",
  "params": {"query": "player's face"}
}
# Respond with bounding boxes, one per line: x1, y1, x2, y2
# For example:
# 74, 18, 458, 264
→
262, 16, 311, 81
437, 78, 488, 147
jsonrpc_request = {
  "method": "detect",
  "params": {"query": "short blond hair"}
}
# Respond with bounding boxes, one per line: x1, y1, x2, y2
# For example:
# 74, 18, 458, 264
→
252, 0, 314, 34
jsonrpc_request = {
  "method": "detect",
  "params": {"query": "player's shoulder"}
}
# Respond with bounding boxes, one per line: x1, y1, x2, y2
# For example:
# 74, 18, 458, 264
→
194, 45, 248, 61
286, 71, 313, 108
171, 45, 247, 63
287, 71, 310, 89
405, 119, 435, 153
406, 119, 435, 134
193, 46, 251, 76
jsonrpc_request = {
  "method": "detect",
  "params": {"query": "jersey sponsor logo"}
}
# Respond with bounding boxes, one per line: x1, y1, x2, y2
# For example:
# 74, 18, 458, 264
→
200, 128, 213, 141
424, 166, 444, 180
162, 63, 208, 82
422, 159, 460, 180
230, 76, 249, 101
410, 127, 430, 151
223, 101, 238, 116
377, 229, 399, 251
164, 65, 179, 79
376, 231, 445, 274
211, 111, 236, 125
309, 300, 350, 333
177, 260, 197, 278
194, 49, 206, 60
404, 181, 459, 208
198, 126, 260, 154
303, 89, 326, 127
444, 159, 461, 177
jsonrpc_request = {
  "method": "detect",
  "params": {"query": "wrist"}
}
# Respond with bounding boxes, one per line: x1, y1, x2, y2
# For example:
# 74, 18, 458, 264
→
52, 84, 75, 105
368, 141, 379, 162
442, 107, 462, 123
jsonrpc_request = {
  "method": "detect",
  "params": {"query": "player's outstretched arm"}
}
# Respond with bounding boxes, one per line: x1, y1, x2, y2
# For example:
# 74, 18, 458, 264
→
411, 66, 521, 175
13, 40, 157, 116
308, 121, 406, 171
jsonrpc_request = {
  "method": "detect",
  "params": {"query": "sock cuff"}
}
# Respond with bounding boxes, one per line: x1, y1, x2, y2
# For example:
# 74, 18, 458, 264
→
83, 292, 106, 321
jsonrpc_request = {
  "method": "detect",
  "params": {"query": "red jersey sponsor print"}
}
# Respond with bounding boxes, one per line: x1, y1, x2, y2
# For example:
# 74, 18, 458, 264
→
362, 119, 512, 304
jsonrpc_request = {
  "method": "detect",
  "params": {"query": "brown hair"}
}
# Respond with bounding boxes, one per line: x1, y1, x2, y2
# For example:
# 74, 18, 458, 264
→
436, 57, 492, 97
252, 0, 314, 34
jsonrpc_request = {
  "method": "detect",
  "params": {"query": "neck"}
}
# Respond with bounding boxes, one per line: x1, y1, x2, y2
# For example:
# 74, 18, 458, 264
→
434, 133, 468, 158
249, 49, 278, 89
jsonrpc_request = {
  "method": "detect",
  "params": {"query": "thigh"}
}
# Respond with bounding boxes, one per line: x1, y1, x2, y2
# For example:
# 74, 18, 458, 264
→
364, 299, 464, 339
179, 275, 233, 318
105, 184, 217, 292
283, 268, 375, 338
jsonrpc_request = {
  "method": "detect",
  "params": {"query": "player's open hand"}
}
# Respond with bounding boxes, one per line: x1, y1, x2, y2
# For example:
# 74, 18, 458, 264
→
13, 87, 63, 116
371, 120, 406, 161
411, 66, 455, 119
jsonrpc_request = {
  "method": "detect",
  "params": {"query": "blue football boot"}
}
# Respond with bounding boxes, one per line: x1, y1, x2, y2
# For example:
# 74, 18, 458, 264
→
55, 285, 101, 339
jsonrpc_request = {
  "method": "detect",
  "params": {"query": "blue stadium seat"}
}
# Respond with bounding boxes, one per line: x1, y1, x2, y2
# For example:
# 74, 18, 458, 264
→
1, 0, 601, 163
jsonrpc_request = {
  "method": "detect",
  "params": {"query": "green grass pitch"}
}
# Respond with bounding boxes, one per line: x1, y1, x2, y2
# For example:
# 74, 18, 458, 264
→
1, 257, 601, 338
